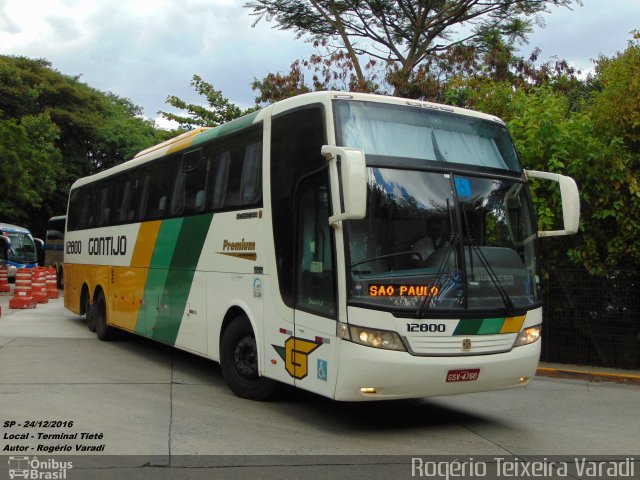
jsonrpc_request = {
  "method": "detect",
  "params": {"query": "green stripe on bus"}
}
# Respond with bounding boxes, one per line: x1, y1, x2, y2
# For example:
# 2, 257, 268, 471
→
453, 318, 506, 336
192, 110, 260, 146
453, 318, 483, 336
134, 219, 184, 335
477, 317, 504, 335
150, 218, 184, 269
150, 213, 213, 345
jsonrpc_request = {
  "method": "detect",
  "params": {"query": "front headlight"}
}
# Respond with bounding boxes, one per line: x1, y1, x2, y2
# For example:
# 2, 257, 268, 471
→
337, 322, 406, 351
513, 324, 541, 347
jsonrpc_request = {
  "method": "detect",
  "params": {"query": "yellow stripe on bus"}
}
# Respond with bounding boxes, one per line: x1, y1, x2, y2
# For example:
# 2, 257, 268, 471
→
110, 221, 162, 331
131, 221, 162, 267
500, 315, 526, 334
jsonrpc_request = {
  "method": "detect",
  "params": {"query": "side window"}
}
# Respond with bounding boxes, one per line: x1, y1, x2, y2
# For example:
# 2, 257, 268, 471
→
240, 142, 262, 205
118, 170, 144, 223
107, 175, 126, 224
143, 156, 179, 220
72, 186, 96, 230
223, 143, 244, 208
210, 150, 230, 210
170, 148, 209, 216
95, 180, 112, 227
83, 187, 97, 229
296, 172, 336, 317
207, 126, 263, 210
67, 189, 83, 231
46, 220, 64, 240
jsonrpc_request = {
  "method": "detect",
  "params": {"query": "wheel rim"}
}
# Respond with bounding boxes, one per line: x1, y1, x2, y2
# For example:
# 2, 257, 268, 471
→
233, 335, 258, 379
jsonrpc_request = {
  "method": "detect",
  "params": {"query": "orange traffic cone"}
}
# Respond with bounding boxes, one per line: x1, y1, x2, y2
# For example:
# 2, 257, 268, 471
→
46, 267, 59, 300
9, 268, 37, 309
0, 267, 9, 293
31, 267, 49, 304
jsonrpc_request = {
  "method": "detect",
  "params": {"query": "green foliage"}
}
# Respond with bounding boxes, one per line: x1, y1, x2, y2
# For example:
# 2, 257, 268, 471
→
92, 94, 158, 171
0, 114, 62, 222
590, 33, 640, 151
160, 75, 258, 129
0, 55, 159, 237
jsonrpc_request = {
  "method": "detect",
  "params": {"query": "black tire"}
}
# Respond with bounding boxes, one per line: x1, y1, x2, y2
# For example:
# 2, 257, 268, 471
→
220, 315, 278, 400
83, 289, 96, 332
94, 290, 118, 341
57, 266, 64, 289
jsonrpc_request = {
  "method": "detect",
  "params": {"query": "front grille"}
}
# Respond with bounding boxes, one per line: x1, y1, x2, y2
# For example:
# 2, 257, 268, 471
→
404, 333, 517, 356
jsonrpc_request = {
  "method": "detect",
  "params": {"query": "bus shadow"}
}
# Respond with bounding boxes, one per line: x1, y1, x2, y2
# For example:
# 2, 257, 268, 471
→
102, 331, 503, 431
277, 387, 501, 431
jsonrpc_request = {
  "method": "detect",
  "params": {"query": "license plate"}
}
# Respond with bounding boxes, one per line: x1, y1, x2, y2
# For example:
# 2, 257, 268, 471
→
446, 369, 480, 382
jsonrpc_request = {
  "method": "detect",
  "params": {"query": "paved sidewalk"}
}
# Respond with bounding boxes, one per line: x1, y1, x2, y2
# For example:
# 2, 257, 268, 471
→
537, 361, 640, 386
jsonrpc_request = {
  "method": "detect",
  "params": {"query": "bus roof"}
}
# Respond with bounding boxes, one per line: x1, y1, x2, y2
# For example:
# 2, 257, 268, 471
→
133, 127, 212, 158
69, 91, 505, 191
0, 222, 31, 234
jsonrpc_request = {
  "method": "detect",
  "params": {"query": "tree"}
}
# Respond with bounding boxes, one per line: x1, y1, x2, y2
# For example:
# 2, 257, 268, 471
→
246, 0, 577, 95
159, 75, 257, 130
0, 56, 159, 236
589, 32, 640, 152
251, 60, 311, 105
0, 113, 62, 223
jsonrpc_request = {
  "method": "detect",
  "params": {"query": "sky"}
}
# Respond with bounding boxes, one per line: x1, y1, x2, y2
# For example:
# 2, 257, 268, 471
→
1, 0, 638, 129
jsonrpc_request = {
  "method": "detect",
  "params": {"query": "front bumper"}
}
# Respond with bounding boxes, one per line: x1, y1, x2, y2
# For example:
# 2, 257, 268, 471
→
333, 338, 540, 401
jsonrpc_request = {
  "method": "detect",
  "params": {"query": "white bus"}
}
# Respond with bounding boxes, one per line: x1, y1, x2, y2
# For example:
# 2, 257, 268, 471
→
64, 92, 579, 401
45, 215, 66, 288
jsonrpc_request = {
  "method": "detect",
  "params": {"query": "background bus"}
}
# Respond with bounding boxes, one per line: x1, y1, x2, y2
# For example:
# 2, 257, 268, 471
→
63, 91, 579, 402
45, 215, 66, 288
0, 222, 42, 281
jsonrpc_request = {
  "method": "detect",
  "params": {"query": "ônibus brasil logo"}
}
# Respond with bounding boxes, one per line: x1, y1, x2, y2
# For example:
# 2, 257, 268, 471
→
8, 456, 73, 479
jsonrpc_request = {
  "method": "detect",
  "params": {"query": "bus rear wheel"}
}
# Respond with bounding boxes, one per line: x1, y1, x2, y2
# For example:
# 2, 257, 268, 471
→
94, 290, 118, 341
220, 315, 278, 401
83, 289, 96, 332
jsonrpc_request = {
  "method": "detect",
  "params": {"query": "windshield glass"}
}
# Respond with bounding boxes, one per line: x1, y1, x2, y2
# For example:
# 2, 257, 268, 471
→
5, 232, 37, 264
346, 168, 538, 314
334, 100, 520, 172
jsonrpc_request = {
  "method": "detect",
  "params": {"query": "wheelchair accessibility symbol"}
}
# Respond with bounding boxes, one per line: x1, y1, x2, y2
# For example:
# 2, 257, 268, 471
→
317, 359, 328, 381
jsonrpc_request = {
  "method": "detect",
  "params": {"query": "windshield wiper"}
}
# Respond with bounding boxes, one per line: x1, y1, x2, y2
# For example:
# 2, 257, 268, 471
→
415, 199, 459, 318
459, 204, 516, 317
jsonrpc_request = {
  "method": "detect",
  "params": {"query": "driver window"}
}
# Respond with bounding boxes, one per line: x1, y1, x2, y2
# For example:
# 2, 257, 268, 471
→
295, 172, 336, 318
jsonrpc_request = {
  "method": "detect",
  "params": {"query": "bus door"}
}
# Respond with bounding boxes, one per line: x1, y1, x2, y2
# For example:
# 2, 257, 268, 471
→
292, 171, 339, 397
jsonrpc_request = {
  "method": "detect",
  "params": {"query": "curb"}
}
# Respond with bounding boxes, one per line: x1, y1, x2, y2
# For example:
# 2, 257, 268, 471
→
536, 367, 640, 386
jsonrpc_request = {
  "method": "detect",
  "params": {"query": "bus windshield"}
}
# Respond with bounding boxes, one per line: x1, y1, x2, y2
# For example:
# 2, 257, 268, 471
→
345, 168, 538, 314
5, 231, 37, 264
334, 100, 520, 172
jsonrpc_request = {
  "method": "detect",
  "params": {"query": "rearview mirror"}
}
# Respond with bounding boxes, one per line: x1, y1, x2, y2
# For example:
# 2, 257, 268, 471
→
321, 145, 367, 227
0, 236, 9, 261
525, 170, 580, 237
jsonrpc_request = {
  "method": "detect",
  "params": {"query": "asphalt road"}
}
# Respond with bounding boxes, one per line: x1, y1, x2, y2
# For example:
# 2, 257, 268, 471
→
0, 290, 638, 479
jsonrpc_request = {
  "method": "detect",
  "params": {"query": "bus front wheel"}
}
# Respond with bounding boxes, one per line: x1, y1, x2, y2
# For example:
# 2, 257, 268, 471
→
220, 315, 278, 401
